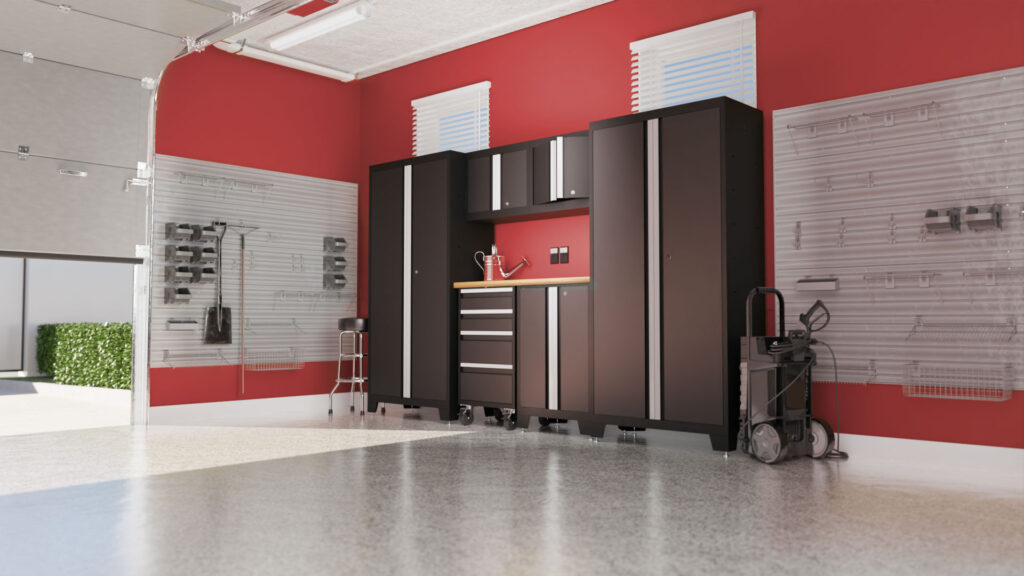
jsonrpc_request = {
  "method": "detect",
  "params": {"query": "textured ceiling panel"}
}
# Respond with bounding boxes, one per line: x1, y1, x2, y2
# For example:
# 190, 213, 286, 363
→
228, 0, 613, 77
0, 0, 241, 79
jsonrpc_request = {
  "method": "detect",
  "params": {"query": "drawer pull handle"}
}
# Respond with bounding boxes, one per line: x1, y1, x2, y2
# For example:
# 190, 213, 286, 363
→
460, 362, 513, 370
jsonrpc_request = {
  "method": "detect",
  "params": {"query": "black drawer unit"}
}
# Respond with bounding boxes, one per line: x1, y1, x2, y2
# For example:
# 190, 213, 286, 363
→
457, 287, 517, 427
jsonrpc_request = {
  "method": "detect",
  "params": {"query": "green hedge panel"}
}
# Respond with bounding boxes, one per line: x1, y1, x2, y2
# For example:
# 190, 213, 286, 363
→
36, 323, 132, 389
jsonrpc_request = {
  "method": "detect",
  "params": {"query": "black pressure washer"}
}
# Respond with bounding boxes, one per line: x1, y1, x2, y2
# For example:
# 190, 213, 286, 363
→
739, 287, 846, 464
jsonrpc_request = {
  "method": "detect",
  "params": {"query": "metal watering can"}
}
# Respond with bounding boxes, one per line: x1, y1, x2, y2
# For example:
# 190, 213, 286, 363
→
474, 244, 529, 281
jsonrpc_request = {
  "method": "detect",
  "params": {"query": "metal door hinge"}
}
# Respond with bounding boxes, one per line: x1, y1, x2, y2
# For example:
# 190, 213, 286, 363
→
17, 146, 29, 160
22, 52, 33, 64
141, 77, 156, 90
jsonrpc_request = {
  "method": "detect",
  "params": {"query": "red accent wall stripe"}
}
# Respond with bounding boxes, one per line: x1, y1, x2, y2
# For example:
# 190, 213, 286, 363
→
811, 383, 1024, 449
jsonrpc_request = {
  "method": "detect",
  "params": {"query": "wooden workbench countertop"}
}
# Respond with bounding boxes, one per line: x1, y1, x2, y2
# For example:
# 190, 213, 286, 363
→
453, 276, 590, 289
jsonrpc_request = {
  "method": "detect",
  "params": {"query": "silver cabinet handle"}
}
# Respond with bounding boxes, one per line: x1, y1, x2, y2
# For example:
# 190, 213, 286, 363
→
58, 169, 88, 178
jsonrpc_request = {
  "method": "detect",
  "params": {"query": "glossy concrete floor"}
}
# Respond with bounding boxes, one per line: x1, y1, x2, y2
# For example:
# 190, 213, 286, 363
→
0, 407, 1022, 576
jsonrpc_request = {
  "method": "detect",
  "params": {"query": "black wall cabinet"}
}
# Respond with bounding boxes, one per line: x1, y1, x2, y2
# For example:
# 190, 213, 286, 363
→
467, 132, 590, 222
368, 152, 493, 419
591, 97, 764, 450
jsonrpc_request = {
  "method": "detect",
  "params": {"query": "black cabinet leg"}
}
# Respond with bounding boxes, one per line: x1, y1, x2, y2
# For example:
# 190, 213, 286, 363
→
577, 420, 606, 439
516, 415, 530, 429
709, 434, 736, 452
438, 404, 458, 421
367, 400, 380, 413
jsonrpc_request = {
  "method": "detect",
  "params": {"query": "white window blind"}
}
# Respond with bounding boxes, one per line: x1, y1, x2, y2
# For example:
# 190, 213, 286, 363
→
630, 11, 756, 113
412, 81, 490, 156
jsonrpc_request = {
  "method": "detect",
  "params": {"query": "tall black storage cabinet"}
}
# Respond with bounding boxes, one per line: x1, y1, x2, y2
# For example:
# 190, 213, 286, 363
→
368, 152, 494, 420
590, 97, 764, 450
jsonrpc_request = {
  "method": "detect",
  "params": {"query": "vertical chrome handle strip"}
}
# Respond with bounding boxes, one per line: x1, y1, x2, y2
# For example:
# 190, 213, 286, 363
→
547, 286, 559, 410
549, 140, 557, 202
647, 118, 661, 421
491, 154, 501, 211
402, 164, 413, 399
555, 136, 565, 199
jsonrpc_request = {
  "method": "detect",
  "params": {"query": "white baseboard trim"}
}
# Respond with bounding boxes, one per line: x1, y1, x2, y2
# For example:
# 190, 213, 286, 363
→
837, 433, 1023, 495
149, 392, 363, 426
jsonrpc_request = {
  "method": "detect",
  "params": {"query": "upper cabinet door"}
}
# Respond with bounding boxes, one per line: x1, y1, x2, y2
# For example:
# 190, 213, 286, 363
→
532, 140, 553, 205
592, 121, 647, 420
466, 154, 492, 215
660, 108, 724, 426
368, 164, 407, 399
561, 134, 590, 200
499, 148, 529, 210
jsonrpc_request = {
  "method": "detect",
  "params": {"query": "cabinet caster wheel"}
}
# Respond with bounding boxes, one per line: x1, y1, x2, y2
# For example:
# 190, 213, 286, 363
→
381, 405, 386, 415
350, 406, 354, 412
538, 417, 550, 428
504, 414, 517, 431
460, 408, 474, 426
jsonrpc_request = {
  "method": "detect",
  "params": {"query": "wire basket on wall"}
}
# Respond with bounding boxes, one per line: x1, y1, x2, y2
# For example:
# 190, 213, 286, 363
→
244, 348, 305, 372
902, 362, 1013, 401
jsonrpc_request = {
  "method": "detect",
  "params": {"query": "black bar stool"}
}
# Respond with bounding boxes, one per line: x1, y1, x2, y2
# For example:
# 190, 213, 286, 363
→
330, 317, 368, 416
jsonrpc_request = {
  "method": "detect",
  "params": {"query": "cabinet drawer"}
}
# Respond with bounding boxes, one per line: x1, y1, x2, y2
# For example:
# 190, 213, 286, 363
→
459, 292, 515, 313
459, 317, 514, 333
459, 370, 514, 405
460, 339, 513, 368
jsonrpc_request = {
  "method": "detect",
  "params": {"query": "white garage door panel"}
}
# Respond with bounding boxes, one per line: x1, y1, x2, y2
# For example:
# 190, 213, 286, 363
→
0, 154, 144, 261
0, 52, 149, 170
0, 258, 25, 372
0, 1, 188, 80
61, 0, 239, 38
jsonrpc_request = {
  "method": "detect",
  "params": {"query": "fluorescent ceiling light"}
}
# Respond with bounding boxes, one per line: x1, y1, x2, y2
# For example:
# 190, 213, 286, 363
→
267, 1, 372, 51
215, 41, 356, 81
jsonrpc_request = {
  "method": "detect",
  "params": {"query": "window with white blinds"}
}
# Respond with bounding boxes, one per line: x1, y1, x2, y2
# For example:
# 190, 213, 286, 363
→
411, 81, 490, 156
630, 11, 756, 113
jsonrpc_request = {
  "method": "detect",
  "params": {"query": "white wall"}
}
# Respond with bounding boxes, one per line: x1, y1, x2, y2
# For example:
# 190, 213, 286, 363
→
22, 259, 133, 375
0, 258, 25, 371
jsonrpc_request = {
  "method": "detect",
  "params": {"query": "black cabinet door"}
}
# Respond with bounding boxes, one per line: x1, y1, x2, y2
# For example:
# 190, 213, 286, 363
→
661, 108, 724, 426
562, 134, 589, 200
559, 285, 590, 413
516, 286, 547, 409
499, 148, 529, 210
368, 164, 405, 399
466, 154, 491, 214
531, 141, 552, 206
411, 158, 450, 401
592, 121, 647, 419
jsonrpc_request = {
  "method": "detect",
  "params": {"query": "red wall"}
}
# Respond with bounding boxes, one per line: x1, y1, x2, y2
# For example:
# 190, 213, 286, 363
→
154, 1, 1024, 447
357, 0, 1024, 447
152, 47, 361, 405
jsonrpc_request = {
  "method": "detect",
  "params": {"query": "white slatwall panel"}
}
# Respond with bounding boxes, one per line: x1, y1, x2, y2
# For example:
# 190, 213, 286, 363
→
773, 67, 1024, 399
630, 11, 755, 113
412, 81, 490, 156
151, 155, 357, 369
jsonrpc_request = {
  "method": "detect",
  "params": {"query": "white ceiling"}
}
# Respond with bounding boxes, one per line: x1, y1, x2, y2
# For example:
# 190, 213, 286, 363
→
228, 0, 615, 78
0, 0, 613, 81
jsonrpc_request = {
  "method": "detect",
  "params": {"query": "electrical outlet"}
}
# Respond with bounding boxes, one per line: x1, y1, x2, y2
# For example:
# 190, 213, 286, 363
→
550, 248, 559, 265
559, 246, 569, 264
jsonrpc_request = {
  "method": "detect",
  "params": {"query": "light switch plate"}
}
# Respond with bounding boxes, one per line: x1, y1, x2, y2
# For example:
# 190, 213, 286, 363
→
559, 246, 569, 264
550, 248, 559, 265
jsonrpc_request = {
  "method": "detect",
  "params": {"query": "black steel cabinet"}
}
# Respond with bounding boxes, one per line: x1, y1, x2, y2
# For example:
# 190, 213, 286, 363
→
515, 284, 591, 425
368, 152, 493, 420
466, 144, 530, 217
590, 97, 764, 450
532, 131, 590, 205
